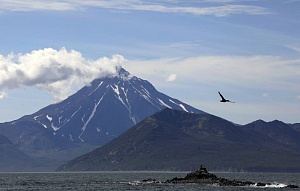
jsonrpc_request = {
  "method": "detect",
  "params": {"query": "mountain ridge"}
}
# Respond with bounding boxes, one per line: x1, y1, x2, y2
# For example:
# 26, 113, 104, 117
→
57, 108, 300, 172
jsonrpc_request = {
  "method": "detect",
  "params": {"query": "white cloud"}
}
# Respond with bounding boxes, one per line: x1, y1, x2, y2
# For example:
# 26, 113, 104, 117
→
0, 0, 75, 12
125, 55, 300, 93
0, 0, 270, 17
166, 74, 177, 82
0, 48, 126, 102
0, 92, 7, 100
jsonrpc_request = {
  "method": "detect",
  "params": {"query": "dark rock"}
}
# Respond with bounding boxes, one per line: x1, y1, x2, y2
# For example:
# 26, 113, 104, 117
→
142, 178, 158, 183
185, 165, 218, 180
165, 165, 223, 185
163, 165, 299, 188
286, 184, 299, 188
256, 182, 266, 187
165, 165, 220, 184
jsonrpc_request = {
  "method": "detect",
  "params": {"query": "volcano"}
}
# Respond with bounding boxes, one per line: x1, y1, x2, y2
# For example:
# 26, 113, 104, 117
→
0, 67, 204, 151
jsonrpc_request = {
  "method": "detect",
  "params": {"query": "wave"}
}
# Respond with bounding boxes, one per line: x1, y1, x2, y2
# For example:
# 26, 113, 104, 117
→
251, 182, 287, 188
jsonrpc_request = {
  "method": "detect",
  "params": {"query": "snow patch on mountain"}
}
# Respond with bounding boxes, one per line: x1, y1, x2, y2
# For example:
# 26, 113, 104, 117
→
58, 116, 62, 124
69, 134, 73, 141
131, 85, 160, 110
79, 93, 107, 142
89, 81, 103, 96
111, 84, 127, 107
71, 107, 81, 119
141, 85, 150, 97
47, 115, 52, 122
158, 98, 172, 109
39, 121, 48, 129
33, 115, 42, 120
169, 99, 188, 112
111, 83, 136, 124
51, 123, 60, 132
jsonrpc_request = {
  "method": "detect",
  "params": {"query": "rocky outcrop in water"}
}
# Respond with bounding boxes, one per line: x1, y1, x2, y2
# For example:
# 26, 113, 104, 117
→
141, 166, 299, 188
165, 165, 255, 186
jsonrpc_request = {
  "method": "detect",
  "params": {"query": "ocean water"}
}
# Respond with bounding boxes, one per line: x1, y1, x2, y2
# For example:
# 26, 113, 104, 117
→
0, 171, 299, 191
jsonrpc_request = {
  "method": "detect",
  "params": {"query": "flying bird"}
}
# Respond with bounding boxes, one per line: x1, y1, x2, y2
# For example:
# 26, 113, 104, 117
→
218, 91, 235, 103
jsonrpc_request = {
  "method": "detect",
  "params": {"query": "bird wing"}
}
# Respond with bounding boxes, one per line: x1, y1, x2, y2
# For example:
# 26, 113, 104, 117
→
218, 91, 226, 101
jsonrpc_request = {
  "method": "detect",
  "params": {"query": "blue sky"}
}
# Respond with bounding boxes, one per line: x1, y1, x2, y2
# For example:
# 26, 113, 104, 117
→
0, 0, 299, 124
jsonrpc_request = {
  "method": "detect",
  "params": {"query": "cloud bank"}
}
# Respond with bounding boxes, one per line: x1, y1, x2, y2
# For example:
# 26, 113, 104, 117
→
0, 0, 270, 17
126, 56, 300, 95
0, 48, 126, 101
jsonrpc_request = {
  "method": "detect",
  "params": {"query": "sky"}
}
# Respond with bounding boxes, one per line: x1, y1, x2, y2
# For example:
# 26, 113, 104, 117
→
0, 0, 299, 125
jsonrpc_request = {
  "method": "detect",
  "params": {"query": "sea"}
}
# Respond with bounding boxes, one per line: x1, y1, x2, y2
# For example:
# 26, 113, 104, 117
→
0, 171, 299, 191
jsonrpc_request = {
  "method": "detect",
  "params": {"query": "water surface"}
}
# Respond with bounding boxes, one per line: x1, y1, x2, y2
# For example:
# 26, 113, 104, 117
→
0, 171, 299, 190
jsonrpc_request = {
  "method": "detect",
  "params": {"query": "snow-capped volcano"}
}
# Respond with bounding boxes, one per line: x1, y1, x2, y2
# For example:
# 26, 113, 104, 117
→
0, 67, 204, 149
